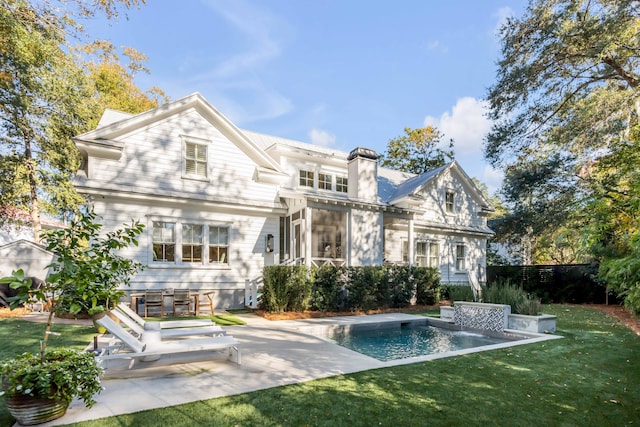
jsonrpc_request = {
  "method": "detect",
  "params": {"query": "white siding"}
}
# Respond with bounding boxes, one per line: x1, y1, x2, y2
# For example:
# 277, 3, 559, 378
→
87, 109, 279, 204
349, 209, 383, 266
91, 198, 279, 309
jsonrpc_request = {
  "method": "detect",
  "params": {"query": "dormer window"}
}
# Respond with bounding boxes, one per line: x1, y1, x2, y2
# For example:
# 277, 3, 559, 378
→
300, 170, 314, 187
318, 173, 332, 190
184, 140, 207, 178
445, 191, 455, 214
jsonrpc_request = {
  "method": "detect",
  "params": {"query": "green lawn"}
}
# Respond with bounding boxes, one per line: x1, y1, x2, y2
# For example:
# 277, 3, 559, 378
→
2, 306, 639, 426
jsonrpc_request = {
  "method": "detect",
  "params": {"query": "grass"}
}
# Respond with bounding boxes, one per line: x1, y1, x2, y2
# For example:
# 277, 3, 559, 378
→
2, 305, 639, 426
144, 314, 247, 326
0, 319, 97, 427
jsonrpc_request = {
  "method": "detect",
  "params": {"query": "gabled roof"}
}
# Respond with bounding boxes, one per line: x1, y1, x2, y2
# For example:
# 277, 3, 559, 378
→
383, 161, 493, 212
75, 93, 287, 177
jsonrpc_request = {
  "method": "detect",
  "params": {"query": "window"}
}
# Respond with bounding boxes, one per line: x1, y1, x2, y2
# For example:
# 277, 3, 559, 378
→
428, 243, 439, 268
151, 221, 229, 266
209, 226, 229, 264
416, 242, 427, 267
318, 173, 332, 190
182, 224, 203, 262
402, 240, 408, 264
152, 222, 175, 262
456, 244, 466, 270
184, 141, 207, 177
300, 170, 314, 187
446, 191, 455, 214
336, 176, 348, 193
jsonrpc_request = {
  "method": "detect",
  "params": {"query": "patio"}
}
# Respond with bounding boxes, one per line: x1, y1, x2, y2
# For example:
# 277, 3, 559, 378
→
38, 312, 559, 426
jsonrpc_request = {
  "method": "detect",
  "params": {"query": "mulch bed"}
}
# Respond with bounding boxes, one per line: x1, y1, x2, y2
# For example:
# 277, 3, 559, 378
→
3, 303, 638, 335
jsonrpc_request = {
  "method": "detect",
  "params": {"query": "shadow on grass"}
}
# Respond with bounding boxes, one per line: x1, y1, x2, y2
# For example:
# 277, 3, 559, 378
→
60, 305, 640, 427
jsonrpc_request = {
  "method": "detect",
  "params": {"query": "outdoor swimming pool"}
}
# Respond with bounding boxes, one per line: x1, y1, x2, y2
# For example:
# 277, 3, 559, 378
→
325, 324, 516, 361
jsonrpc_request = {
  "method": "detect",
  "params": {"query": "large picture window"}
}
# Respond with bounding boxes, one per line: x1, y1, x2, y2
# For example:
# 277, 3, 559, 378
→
151, 220, 229, 266
184, 141, 207, 177
209, 226, 229, 264
152, 221, 175, 262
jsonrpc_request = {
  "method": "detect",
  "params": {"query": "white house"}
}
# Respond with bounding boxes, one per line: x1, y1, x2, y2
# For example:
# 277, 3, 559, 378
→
72, 93, 493, 309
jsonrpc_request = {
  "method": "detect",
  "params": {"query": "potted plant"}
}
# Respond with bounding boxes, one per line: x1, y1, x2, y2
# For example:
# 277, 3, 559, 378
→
0, 209, 144, 425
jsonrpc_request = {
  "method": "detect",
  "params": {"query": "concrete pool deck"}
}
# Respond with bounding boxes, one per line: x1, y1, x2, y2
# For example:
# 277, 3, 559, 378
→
36, 312, 561, 426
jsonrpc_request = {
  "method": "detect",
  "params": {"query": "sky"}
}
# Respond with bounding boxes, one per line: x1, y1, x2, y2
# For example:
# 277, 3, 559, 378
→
83, 0, 529, 195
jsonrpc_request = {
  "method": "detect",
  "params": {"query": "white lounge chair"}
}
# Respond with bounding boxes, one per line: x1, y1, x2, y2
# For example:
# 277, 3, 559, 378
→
117, 302, 213, 329
95, 315, 241, 366
109, 309, 226, 340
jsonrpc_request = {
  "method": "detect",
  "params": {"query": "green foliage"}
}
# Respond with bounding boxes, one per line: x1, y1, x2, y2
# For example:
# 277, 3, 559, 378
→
0, 348, 102, 407
413, 267, 441, 305
264, 265, 441, 313
261, 266, 311, 313
442, 284, 475, 302
379, 126, 454, 174
43, 306, 640, 427
346, 266, 383, 312
311, 266, 347, 312
483, 278, 542, 316
41, 209, 145, 316
486, 0, 640, 270
600, 232, 640, 315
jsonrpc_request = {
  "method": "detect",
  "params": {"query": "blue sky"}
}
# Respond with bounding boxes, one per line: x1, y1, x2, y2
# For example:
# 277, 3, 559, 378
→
85, 0, 528, 194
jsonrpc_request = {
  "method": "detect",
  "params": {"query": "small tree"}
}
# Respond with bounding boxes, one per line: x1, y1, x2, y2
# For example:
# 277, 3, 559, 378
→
5, 208, 144, 358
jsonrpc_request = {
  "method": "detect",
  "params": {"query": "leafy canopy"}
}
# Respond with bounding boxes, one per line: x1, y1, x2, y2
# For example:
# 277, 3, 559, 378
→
380, 126, 454, 174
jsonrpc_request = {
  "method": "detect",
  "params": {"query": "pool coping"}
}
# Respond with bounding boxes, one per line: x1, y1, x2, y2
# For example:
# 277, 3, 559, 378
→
285, 313, 563, 368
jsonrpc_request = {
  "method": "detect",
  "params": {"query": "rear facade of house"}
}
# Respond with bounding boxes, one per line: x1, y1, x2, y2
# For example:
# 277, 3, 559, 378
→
73, 93, 494, 309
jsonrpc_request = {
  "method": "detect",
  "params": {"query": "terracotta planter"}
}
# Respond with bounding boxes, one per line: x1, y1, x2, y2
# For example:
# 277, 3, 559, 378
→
4, 395, 69, 425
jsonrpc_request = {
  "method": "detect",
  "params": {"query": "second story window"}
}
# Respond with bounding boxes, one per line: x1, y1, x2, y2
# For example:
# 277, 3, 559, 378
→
184, 141, 207, 177
318, 173, 332, 190
445, 191, 455, 214
336, 176, 348, 193
300, 170, 314, 187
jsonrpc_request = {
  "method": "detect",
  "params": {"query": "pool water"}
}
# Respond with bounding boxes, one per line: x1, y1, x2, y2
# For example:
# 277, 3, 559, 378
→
326, 325, 514, 361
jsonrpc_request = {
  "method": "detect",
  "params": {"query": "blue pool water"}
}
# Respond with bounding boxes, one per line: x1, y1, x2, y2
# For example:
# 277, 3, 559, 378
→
327, 325, 514, 361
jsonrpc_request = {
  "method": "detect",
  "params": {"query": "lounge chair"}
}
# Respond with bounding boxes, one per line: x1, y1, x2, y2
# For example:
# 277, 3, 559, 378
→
117, 302, 214, 329
109, 309, 226, 339
95, 315, 241, 366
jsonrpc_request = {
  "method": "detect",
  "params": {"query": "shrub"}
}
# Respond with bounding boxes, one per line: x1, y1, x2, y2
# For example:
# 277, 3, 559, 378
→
346, 266, 382, 312
484, 278, 542, 315
311, 266, 347, 312
443, 284, 475, 302
414, 267, 441, 305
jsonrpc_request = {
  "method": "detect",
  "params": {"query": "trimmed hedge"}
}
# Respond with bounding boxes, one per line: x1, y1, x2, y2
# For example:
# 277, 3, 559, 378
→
261, 265, 441, 313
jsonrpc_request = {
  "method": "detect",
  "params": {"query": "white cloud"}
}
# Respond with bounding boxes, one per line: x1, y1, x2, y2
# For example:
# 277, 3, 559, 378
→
423, 97, 492, 157
481, 164, 504, 196
309, 128, 336, 148
188, 0, 293, 123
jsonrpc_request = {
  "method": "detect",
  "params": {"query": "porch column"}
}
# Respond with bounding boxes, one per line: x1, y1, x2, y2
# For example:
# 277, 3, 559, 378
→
305, 206, 312, 267
408, 216, 415, 266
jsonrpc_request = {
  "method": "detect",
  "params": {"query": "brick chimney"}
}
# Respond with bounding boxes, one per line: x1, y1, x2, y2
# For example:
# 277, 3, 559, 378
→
347, 147, 378, 201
